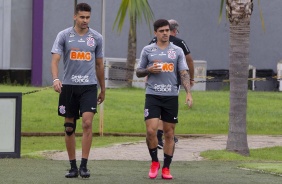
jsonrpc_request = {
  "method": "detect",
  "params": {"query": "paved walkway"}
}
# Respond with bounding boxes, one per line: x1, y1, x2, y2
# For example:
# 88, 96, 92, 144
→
44, 135, 282, 161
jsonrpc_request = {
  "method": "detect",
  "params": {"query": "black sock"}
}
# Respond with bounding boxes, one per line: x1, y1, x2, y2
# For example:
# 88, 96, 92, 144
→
80, 158, 88, 168
69, 159, 77, 169
157, 130, 163, 141
149, 147, 159, 162
163, 153, 173, 169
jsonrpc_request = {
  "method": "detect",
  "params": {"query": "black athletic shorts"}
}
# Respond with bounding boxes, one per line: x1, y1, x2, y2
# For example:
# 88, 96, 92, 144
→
144, 94, 178, 123
58, 84, 98, 119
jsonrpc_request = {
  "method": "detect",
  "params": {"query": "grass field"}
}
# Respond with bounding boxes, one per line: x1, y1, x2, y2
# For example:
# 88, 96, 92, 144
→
0, 159, 282, 184
1, 85, 282, 135
1, 85, 282, 180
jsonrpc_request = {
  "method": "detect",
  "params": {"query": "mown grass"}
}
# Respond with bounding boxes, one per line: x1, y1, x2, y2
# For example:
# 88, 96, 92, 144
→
1, 85, 281, 135
1, 85, 282, 175
201, 146, 282, 162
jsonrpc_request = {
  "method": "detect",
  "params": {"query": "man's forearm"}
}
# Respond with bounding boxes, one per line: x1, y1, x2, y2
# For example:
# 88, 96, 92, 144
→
96, 59, 105, 92
97, 71, 105, 92
186, 54, 194, 80
136, 68, 150, 78
180, 70, 191, 93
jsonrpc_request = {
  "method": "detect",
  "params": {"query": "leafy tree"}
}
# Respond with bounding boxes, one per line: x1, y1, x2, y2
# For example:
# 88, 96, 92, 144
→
113, 0, 154, 87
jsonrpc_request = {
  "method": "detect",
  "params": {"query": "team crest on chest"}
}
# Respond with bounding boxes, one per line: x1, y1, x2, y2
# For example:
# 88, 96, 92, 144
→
168, 50, 176, 59
87, 37, 95, 47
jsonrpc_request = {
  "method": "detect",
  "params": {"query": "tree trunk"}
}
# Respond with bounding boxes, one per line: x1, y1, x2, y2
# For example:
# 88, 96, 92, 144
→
126, 16, 137, 87
226, 0, 253, 156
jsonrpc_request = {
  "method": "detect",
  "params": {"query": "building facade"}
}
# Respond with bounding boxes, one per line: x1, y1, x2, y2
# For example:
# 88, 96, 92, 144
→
0, 0, 281, 89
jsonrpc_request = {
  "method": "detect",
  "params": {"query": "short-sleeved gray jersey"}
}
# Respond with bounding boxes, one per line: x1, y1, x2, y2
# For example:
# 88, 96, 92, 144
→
51, 27, 103, 85
137, 42, 188, 96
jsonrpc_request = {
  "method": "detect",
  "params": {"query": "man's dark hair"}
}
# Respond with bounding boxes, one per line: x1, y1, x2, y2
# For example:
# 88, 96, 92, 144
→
75, 3, 91, 14
153, 19, 170, 32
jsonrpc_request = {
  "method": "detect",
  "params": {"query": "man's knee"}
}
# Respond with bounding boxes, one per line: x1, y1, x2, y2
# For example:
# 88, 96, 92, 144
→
82, 120, 92, 130
64, 122, 76, 136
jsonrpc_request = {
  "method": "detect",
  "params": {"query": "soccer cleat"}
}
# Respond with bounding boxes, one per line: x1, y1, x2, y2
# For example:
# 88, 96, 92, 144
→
79, 167, 90, 178
65, 168, 78, 178
157, 140, 164, 149
174, 136, 179, 144
162, 167, 173, 180
148, 161, 160, 179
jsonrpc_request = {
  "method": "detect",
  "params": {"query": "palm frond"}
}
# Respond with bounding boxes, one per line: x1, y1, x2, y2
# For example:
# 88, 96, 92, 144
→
218, 0, 225, 24
113, 0, 154, 33
258, 0, 266, 32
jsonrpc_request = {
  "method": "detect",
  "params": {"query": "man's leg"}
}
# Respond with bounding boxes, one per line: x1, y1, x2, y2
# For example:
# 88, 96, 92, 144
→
146, 118, 160, 179
162, 122, 175, 179
158, 120, 178, 149
64, 117, 78, 178
79, 112, 94, 178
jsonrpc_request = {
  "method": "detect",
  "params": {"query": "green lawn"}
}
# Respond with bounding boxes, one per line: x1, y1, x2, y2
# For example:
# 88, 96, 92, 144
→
1, 85, 282, 176
1, 85, 281, 135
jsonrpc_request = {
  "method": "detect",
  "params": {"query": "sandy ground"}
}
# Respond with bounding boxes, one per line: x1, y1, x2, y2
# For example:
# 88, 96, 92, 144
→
43, 135, 282, 161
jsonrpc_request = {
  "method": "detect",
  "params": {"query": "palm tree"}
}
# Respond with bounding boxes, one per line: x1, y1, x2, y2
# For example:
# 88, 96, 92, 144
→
221, 0, 254, 156
113, 0, 154, 87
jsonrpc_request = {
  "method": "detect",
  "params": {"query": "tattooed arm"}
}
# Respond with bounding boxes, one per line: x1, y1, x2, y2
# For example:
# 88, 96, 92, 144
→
180, 70, 193, 107
136, 68, 150, 78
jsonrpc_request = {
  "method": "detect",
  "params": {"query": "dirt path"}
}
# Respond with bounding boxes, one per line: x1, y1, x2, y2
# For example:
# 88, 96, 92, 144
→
44, 135, 282, 161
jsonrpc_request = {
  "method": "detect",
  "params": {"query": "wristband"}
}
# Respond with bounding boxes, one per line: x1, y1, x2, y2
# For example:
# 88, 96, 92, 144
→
190, 79, 194, 81
53, 78, 60, 83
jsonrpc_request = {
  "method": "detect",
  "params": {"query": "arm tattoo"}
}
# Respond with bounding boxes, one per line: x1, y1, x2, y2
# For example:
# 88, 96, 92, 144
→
136, 68, 150, 78
180, 70, 191, 93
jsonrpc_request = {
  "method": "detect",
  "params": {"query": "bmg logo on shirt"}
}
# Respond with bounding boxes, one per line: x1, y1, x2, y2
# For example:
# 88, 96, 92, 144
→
70, 51, 91, 61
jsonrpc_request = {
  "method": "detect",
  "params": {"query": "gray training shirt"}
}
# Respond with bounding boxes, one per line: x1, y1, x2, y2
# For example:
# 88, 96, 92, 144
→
51, 27, 103, 85
137, 42, 188, 96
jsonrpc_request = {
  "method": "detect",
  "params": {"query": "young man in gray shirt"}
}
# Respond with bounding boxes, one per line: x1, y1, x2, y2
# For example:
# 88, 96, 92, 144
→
51, 3, 105, 179
136, 19, 193, 180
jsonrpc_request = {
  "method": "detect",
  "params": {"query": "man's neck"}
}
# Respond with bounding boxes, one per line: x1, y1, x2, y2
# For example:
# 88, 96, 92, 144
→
74, 26, 89, 36
156, 41, 169, 49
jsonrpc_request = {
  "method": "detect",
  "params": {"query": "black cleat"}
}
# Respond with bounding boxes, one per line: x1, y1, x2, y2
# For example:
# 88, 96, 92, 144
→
79, 167, 90, 178
157, 140, 164, 149
174, 136, 179, 144
65, 168, 78, 178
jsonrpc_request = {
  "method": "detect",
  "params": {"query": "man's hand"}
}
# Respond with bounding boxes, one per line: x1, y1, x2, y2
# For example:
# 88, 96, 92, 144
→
97, 91, 105, 105
148, 64, 162, 74
186, 92, 193, 108
53, 79, 63, 93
